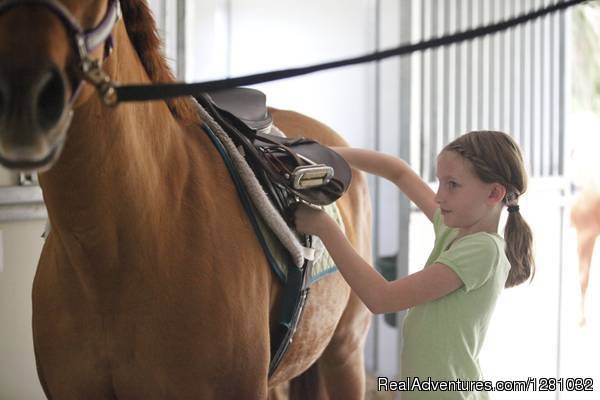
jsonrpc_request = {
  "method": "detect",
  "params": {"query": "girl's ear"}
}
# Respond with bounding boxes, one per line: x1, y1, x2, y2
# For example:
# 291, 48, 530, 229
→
488, 183, 506, 204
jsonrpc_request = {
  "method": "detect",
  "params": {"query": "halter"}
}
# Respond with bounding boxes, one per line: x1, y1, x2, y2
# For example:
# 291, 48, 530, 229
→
0, 0, 121, 105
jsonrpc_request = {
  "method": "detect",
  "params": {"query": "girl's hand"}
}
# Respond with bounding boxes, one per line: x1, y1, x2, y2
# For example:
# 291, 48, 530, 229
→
293, 204, 330, 236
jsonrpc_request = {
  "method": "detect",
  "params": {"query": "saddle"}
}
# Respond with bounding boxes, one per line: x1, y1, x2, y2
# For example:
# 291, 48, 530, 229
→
195, 88, 352, 377
196, 88, 352, 213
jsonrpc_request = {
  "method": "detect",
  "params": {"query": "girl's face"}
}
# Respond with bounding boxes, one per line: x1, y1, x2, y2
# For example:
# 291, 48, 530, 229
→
435, 151, 502, 234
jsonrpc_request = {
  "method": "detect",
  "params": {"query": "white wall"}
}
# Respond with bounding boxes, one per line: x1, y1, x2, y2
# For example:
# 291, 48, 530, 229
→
184, 0, 378, 150
0, 221, 46, 400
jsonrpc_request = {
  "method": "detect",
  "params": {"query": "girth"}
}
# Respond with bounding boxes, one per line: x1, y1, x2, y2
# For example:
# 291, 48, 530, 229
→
201, 122, 309, 376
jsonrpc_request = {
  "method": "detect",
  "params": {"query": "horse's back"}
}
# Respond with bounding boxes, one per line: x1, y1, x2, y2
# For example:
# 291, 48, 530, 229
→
270, 109, 349, 146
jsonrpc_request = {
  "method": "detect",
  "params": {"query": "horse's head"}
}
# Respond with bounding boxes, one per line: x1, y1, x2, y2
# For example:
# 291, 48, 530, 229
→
0, 0, 120, 171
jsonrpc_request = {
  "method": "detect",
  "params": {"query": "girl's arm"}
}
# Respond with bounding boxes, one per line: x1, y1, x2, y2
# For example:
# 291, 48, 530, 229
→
297, 206, 463, 314
332, 146, 438, 221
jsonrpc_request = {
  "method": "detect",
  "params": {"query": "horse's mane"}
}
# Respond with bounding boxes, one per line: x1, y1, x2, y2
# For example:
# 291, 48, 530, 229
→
120, 0, 200, 125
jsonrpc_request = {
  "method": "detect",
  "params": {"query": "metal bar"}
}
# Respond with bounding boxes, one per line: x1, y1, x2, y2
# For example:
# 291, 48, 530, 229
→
511, 0, 519, 139
0, 204, 47, 222
397, 0, 412, 378
551, 2, 559, 176
420, 0, 428, 179
436, 2, 452, 145
500, 0, 507, 131
447, 0, 456, 142
479, 0, 487, 130
533, 0, 541, 177
556, 185, 567, 400
477, 0, 484, 129
531, 0, 540, 176
159, 0, 167, 36
558, 0, 567, 176
521, 1, 531, 169
176, 0, 186, 79
490, 0, 497, 129
0, 186, 44, 205
455, 0, 464, 139
467, 0, 475, 130
435, 0, 444, 152
443, 0, 451, 146
430, 0, 438, 181
373, 0, 381, 372
540, 0, 546, 176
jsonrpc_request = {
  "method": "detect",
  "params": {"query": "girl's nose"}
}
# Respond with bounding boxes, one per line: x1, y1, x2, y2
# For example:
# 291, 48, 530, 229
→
434, 188, 444, 205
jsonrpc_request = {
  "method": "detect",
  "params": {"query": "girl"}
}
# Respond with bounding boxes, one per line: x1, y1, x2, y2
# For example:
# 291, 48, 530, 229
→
294, 131, 534, 399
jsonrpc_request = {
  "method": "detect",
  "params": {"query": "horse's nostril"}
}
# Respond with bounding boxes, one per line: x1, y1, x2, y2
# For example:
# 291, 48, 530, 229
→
36, 67, 66, 131
0, 79, 7, 121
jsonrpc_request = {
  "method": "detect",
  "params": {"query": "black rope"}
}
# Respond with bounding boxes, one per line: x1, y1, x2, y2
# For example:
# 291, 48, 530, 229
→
115, 0, 591, 103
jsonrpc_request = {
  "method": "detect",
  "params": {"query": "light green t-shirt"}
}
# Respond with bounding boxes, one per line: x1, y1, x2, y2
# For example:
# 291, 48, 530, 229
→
400, 208, 510, 400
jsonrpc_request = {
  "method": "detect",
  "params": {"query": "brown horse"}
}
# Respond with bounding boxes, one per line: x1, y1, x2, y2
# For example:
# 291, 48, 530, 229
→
0, 1, 372, 398
571, 187, 600, 326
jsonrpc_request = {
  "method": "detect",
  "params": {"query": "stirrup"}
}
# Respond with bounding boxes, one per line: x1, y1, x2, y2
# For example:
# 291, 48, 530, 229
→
292, 164, 334, 189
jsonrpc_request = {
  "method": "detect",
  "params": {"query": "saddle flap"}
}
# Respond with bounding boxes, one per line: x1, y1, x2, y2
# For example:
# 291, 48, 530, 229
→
254, 132, 353, 204
206, 88, 273, 133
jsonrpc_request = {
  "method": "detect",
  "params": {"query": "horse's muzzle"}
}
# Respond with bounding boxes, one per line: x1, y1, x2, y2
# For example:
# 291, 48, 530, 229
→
0, 62, 72, 171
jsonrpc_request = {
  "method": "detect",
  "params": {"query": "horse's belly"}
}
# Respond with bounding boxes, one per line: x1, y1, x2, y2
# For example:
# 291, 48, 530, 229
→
269, 271, 353, 385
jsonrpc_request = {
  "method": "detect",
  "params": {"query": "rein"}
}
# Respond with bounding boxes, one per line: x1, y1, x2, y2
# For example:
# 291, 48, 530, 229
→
111, 0, 587, 104
0, 0, 589, 107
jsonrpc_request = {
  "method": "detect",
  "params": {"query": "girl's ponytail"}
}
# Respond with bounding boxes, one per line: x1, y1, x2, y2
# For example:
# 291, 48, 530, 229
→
503, 199, 535, 287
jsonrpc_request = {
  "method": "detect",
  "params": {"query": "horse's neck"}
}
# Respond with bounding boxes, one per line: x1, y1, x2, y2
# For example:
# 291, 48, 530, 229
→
38, 25, 193, 261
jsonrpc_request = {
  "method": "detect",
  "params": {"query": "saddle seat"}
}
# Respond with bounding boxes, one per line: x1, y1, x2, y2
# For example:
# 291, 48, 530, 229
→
206, 87, 273, 133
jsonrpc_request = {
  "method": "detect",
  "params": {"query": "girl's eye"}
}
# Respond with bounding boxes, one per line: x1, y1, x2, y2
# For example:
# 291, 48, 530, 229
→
448, 181, 458, 189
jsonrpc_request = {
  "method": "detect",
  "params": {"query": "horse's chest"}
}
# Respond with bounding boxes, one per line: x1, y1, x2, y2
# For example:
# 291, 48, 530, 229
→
33, 298, 221, 397
33, 234, 271, 398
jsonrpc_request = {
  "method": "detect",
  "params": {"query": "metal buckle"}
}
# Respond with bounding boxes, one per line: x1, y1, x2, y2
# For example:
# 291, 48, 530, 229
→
77, 35, 117, 106
292, 165, 334, 190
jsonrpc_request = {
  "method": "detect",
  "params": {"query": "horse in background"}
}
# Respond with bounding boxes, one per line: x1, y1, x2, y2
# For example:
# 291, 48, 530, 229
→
0, 0, 372, 398
570, 187, 599, 326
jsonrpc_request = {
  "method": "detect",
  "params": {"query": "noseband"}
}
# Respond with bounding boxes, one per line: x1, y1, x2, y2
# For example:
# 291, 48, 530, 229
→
0, 0, 121, 105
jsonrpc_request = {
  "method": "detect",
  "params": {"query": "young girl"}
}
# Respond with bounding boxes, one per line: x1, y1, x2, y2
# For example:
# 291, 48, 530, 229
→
294, 130, 534, 399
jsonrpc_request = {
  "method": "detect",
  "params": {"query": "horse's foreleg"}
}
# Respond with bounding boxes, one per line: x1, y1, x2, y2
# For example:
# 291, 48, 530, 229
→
318, 292, 371, 399
575, 227, 598, 325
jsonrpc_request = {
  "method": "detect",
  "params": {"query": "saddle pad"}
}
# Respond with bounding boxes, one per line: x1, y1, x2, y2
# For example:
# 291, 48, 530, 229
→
195, 100, 305, 268
308, 203, 346, 284
254, 201, 345, 284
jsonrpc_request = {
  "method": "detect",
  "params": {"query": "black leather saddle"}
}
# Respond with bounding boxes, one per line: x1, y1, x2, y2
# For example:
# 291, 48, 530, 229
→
196, 88, 352, 214
195, 88, 352, 376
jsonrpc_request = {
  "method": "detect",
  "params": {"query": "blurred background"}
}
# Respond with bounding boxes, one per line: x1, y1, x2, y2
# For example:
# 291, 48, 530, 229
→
1, 0, 599, 398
